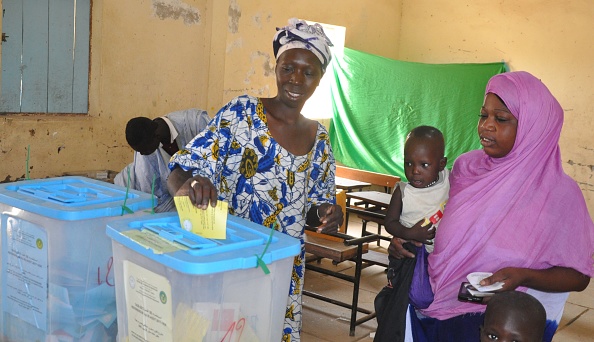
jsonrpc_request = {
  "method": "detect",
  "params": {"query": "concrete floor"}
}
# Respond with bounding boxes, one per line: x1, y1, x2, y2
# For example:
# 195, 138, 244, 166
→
301, 217, 594, 341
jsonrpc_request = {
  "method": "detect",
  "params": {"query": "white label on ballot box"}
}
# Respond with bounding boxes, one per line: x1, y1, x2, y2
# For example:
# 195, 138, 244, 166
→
124, 261, 173, 341
2, 216, 48, 331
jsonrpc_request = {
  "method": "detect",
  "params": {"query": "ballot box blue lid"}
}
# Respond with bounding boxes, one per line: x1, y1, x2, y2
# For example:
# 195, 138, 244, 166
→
0, 176, 154, 220
106, 212, 301, 275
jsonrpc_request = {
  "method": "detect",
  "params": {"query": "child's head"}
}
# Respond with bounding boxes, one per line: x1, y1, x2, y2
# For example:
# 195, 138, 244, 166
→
481, 291, 546, 342
403, 126, 446, 188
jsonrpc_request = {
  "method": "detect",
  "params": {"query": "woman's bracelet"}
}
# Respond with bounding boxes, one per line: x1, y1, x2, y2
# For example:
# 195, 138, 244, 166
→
317, 205, 322, 220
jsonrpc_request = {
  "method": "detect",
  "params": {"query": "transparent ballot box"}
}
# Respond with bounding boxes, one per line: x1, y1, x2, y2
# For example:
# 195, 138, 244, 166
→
0, 176, 154, 342
106, 212, 301, 342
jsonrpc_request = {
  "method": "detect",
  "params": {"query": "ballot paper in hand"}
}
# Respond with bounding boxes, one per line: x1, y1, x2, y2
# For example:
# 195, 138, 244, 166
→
467, 272, 505, 292
174, 196, 228, 239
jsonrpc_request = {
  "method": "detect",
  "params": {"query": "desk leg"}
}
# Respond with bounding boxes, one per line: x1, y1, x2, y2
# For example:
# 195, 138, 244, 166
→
344, 197, 351, 234
349, 242, 365, 336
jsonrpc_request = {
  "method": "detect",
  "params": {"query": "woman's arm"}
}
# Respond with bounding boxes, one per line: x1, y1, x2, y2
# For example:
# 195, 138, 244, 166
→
167, 99, 242, 209
167, 166, 193, 196
304, 130, 343, 234
167, 166, 218, 209
481, 266, 591, 292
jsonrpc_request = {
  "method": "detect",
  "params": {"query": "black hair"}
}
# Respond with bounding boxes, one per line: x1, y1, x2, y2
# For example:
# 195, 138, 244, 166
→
485, 291, 546, 339
406, 125, 445, 157
125, 117, 158, 148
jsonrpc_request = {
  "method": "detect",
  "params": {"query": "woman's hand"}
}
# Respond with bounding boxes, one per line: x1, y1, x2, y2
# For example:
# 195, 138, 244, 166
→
167, 167, 218, 209
479, 267, 525, 292
387, 236, 421, 259
316, 203, 343, 234
173, 174, 218, 210
168, 166, 217, 209
480, 266, 591, 293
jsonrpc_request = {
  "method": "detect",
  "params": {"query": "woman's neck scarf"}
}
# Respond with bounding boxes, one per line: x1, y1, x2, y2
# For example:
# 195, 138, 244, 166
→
272, 18, 333, 72
423, 71, 594, 320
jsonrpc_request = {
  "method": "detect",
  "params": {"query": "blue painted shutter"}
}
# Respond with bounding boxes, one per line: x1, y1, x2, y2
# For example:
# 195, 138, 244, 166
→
0, 0, 90, 113
0, 0, 24, 112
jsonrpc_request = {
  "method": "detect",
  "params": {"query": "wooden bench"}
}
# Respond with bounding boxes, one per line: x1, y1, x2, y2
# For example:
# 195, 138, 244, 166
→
301, 166, 400, 335
303, 229, 382, 336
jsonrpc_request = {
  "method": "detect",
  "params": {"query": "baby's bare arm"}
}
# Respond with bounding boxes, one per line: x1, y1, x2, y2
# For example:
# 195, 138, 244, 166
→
383, 187, 405, 237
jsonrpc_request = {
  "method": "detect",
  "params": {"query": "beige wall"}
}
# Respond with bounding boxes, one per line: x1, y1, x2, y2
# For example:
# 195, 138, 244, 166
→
0, 0, 211, 181
208, 0, 402, 112
1, 0, 592, 215
399, 0, 594, 215
0, 0, 401, 182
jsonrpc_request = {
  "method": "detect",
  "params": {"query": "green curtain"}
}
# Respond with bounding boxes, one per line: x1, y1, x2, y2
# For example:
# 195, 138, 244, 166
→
329, 48, 506, 180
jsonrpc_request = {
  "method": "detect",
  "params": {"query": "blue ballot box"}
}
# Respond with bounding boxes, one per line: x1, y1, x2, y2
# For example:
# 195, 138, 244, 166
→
106, 212, 301, 342
0, 176, 154, 342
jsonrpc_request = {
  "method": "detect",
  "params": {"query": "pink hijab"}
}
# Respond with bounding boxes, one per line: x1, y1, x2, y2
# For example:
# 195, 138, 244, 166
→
423, 71, 594, 320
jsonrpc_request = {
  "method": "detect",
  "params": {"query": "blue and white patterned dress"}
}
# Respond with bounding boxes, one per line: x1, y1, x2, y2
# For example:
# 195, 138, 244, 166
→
169, 95, 336, 341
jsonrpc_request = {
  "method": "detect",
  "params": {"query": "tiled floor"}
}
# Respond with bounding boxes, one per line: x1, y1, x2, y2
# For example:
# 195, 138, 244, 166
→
301, 217, 594, 341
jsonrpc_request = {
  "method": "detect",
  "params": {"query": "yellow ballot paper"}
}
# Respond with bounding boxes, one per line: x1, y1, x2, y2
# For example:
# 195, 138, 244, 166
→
174, 196, 228, 239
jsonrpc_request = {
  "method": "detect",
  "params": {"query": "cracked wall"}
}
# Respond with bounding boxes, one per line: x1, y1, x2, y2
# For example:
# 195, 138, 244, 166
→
1, 0, 592, 218
152, 0, 201, 25
0, 0, 209, 182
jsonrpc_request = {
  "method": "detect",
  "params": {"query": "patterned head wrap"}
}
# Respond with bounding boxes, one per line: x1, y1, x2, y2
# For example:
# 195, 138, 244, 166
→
273, 18, 333, 72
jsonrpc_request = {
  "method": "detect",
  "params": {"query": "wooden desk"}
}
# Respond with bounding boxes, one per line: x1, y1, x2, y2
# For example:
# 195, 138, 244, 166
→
335, 177, 372, 192
303, 230, 382, 336
346, 191, 392, 244
304, 230, 368, 262
344, 191, 392, 234
336, 166, 400, 194
335, 166, 399, 233
346, 190, 392, 208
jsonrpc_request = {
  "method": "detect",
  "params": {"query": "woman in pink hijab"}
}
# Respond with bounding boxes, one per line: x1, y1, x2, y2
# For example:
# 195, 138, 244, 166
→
400, 71, 594, 341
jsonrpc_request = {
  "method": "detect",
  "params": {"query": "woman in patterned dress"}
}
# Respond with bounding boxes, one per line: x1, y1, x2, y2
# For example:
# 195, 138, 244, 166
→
167, 18, 343, 341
